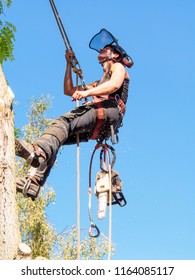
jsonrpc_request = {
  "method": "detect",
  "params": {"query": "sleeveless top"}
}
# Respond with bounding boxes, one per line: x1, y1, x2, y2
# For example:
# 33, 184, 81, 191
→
94, 72, 129, 104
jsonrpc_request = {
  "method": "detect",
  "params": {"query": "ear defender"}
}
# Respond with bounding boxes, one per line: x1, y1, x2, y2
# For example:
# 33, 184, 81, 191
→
122, 55, 134, 68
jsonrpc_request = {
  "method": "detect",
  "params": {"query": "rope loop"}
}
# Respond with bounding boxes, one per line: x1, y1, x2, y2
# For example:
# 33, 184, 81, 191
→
99, 143, 116, 172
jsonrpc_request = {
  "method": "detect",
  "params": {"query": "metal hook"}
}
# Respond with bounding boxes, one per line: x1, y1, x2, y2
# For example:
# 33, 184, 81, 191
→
88, 223, 100, 238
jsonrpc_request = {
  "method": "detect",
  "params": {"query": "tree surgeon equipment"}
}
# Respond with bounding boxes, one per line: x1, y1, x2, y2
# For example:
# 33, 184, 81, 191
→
49, 0, 87, 94
88, 142, 127, 260
88, 143, 127, 234
89, 28, 133, 145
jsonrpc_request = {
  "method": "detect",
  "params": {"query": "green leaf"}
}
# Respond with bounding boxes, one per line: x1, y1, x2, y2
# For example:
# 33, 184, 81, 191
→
0, 0, 16, 64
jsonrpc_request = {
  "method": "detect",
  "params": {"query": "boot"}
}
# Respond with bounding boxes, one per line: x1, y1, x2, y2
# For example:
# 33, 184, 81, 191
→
15, 139, 47, 168
16, 155, 56, 200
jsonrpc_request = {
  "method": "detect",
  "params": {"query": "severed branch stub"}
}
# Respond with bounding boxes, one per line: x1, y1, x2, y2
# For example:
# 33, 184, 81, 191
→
16, 243, 32, 260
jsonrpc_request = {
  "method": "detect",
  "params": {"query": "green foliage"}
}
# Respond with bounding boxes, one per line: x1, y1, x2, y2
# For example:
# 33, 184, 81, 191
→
4, 0, 12, 7
23, 95, 53, 142
14, 127, 21, 138
55, 226, 115, 260
16, 95, 114, 259
0, 0, 16, 64
16, 94, 56, 259
17, 189, 56, 259
0, 0, 12, 10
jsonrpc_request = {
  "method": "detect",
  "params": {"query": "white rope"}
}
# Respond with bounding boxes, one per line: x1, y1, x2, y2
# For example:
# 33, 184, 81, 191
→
76, 132, 80, 259
102, 145, 113, 260
76, 74, 81, 260
108, 156, 112, 260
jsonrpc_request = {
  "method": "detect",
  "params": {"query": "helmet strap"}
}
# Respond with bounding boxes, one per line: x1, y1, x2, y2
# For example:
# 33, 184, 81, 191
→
99, 52, 121, 65
99, 54, 112, 65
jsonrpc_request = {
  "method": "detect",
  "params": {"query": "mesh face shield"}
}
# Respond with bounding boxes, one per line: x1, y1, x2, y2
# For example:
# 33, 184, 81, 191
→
89, 29, 134, 68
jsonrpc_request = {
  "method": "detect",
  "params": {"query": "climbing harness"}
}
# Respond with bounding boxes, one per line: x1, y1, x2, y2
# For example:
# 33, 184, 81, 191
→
49, 0, 87, 93
88, 142, 127, 239
89, 26, 133, 150
89, 95, 126, 145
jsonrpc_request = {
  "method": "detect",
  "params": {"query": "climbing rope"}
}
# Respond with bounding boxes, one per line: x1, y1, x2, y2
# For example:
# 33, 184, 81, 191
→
76, 74, 81, 260
49, 0, 84, 259
108, 157, 112, 260
49, 0, 88, 93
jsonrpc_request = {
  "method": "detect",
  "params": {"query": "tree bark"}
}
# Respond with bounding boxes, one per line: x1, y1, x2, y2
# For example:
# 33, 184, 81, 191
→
0, 65, 20, 259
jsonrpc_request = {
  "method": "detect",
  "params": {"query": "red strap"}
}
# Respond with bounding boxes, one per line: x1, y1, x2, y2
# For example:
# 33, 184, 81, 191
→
90, 98, 125, 140
118, 99, 125, 114
90, 102, 106, 140
109, 96, 126, 114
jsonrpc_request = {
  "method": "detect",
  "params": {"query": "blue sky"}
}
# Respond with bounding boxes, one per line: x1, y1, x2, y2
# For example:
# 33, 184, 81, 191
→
2, 0, 195, 260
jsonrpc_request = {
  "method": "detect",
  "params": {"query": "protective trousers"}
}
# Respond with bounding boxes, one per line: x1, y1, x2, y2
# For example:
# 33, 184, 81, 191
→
20, 100, 121, 198
35, 100, 120, 159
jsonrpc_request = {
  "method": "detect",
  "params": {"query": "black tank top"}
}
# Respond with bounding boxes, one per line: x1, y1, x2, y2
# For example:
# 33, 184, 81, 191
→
96, 73, 129, 104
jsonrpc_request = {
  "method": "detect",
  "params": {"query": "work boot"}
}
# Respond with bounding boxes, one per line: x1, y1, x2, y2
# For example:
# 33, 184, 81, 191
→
16, 155, 56, 200
15, 139, 47, 168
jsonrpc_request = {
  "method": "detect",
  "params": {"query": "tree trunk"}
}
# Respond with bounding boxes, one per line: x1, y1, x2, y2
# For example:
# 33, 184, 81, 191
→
0, 65, 20, 259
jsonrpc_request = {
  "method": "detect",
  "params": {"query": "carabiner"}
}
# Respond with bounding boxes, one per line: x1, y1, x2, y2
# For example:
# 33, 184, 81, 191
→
88, 223, 100, 238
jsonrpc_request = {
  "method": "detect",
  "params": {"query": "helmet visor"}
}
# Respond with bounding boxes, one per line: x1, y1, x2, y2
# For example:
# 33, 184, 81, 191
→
89, 29, 117, 53
89, 28, 134, 68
